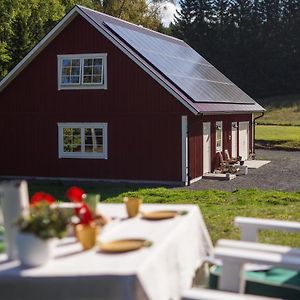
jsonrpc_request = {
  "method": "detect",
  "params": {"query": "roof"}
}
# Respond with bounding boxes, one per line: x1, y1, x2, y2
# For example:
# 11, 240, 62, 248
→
0, 5, 264, 114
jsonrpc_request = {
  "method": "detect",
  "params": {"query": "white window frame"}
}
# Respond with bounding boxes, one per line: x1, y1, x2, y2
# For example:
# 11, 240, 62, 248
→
58, 122, 108, 159
57, 53, 107, 90
216, 121, 223, 152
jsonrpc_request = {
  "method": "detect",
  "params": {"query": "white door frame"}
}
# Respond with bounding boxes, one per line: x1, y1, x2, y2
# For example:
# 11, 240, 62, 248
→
239, 121, 249, 160
231, 122, 238, 158
203, 122, 211, 174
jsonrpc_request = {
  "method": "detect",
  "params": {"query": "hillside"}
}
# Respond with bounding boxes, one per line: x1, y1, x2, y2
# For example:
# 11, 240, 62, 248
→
255, 94, 300, 150
256, 94, 300, 126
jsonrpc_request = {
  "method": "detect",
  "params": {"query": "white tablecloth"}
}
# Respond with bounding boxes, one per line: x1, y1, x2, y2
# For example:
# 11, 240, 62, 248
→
0, 203, 212, 300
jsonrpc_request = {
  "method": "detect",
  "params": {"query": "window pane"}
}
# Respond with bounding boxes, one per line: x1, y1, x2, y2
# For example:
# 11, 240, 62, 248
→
84, 59, 93, 67
62, 76, 70, 84
85, 128, 91, 136
63, 128, 81, 153
96, 136, 103, 145
94, 58, 102, 66
72, 144, 81, 152
72, 67, 80, 76
94, 128, 103, 136
83, 76, 92, 84
61, 59, 81, 85
62, 59, 72, 67
82, 58, 103, 85
72, 59, 80, 67
84, 66, 92, 75
62, 67, 71, 76
92, 75, 101, 83
70, 76, 80, 83
84, 127, 104, 153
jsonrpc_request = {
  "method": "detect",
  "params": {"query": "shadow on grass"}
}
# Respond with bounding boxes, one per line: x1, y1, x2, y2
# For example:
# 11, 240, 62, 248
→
26, 179, 175, 201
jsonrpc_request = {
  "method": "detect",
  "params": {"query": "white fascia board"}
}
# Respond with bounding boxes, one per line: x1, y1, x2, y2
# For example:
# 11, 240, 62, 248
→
0, 7, 79, 93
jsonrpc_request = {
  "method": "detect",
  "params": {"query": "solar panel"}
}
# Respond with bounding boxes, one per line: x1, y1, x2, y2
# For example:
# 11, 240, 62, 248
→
103, 21, 256, 104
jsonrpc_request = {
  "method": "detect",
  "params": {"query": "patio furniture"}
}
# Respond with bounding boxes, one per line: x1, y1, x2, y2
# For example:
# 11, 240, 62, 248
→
216, 152, 239, 174
0, 203, 213, 300
181, 287, 282, 300
209, 217, 300, 298
224, 149, 239, 164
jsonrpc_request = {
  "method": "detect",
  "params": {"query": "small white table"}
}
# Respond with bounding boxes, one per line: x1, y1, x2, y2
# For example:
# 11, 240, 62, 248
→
0, 204, 212, 300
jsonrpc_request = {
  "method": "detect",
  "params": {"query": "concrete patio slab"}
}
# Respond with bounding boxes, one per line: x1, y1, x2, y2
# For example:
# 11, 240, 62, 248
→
244, 160, 271, 169
203, 173, 236, 181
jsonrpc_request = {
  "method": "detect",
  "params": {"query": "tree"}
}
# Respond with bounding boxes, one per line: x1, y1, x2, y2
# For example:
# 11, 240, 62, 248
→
99, 0, 162, 30
172, 0, 198, 42
0, 0, 14, 77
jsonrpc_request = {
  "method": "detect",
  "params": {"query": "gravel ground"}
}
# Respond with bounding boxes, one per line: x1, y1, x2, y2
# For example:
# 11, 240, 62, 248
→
186, 149, 300, 192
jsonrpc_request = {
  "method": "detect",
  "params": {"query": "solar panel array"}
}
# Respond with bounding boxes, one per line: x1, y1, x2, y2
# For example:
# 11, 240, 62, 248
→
103, 21, 256, 105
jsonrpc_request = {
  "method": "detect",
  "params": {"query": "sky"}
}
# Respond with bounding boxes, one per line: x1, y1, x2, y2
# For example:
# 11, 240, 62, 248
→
159, 0, 180, 26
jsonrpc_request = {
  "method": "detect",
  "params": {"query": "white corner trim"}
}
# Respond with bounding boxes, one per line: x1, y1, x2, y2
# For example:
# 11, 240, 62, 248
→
216, 121, 223, 152
181, 116, 188, 185
57, 122, 108, 159
57, 53, 108, 90
0, 7, 79, 93
190, 176, 202, 184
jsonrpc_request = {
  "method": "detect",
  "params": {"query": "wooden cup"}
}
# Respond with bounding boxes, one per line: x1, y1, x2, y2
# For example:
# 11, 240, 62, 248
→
75, 223, 100, 250
123, 197, 142, 218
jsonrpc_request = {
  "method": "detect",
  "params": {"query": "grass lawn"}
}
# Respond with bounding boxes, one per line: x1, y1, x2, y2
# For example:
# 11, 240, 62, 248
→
1, 184, 300, 253
256, 125, 300, 149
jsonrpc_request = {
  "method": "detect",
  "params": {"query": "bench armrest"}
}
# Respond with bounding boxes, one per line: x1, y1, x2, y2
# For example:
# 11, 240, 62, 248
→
181, 288, 282, 300
214, 245, 300, 293
235, 217, 300, 242
217, 239, 300, 256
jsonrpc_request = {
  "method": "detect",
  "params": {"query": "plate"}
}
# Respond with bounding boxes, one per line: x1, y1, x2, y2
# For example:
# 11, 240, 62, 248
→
99, 239, 151, 253
142, 210, 178, 220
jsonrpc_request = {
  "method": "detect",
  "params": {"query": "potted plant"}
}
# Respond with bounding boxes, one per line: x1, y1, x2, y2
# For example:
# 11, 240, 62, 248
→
16, 192, 68, 267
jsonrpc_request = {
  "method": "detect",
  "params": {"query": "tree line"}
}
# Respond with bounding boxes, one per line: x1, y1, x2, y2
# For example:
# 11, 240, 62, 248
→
0, 0, 166, 79
172, 0, 300, 98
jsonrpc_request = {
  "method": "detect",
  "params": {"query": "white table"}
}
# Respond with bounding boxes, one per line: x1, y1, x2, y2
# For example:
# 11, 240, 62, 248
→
0, 203, 212, 300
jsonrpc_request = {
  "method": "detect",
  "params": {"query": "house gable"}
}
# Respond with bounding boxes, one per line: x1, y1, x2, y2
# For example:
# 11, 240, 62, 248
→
0, 5, 264, 114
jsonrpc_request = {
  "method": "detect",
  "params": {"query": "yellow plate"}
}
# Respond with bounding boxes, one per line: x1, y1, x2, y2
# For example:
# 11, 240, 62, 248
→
142, 210, 177, 220
99, 239, 151, 253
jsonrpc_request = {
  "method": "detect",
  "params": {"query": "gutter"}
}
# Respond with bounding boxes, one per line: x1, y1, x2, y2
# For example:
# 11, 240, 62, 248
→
253, 112, 265, 154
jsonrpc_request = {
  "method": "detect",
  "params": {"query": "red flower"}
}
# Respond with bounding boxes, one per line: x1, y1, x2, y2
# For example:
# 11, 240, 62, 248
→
66, 186, 85, 203
74, 203, 93, 225
30, 192, 55, 206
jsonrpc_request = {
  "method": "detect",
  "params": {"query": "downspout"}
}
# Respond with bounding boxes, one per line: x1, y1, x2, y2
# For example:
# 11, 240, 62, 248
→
252, 112, 265, 155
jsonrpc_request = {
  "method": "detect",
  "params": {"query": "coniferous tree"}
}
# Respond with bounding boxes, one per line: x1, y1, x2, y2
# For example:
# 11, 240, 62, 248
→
172, 0, 198, 42
193, 0, 214, 59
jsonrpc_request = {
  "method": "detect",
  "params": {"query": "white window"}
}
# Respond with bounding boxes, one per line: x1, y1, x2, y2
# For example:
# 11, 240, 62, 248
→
57, 54, 107, 90
58, 123, 108, 159
216, 121, 223, 152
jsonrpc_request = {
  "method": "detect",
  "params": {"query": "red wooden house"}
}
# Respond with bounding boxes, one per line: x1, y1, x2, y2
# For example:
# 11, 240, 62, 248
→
0, 5, 264, 185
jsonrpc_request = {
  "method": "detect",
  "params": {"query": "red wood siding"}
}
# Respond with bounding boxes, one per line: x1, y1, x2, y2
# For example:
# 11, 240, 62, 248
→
188, 116, 203, 180
188, 114, 253, 179
0, 15, 190, 182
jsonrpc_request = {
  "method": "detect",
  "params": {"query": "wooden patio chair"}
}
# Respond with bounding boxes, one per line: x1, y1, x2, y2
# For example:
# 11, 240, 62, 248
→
209, 217, 300, 299
224, 149, 239, 164
216, 152, 238, 174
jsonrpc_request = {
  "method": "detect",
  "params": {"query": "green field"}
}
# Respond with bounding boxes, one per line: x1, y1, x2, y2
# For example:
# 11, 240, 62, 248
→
1, 185, 300, 253
256, 125, 300, 149
254, 94, 300, 150
257, 94, 300, 126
